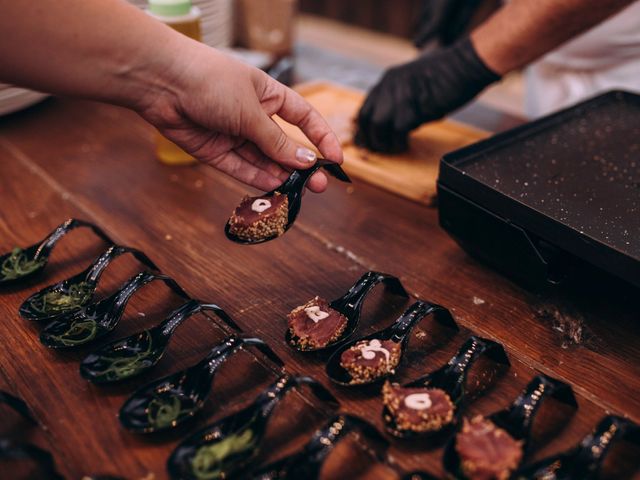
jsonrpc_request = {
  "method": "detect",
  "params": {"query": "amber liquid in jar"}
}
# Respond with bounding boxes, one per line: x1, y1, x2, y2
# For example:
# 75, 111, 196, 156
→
155, 16, 202, 165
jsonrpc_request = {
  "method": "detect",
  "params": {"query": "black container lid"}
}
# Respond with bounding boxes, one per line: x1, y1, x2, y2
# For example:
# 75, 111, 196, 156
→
439, 90, 640, 288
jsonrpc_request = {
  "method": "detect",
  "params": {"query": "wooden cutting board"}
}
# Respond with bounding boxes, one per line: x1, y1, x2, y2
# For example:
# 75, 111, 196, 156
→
275, 81, 490, 205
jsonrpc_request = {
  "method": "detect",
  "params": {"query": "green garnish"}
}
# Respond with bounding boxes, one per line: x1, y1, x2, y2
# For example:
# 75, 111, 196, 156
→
28, 281, 93, 315
147, 395, 184, 429
190, 426, 257, 480
92, 332, 155, 381
47, 317, 98, 346
1, 247, 46, 280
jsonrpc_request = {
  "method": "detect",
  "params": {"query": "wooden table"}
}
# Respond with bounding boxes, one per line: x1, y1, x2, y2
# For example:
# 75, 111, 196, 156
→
0, 97, 638, 479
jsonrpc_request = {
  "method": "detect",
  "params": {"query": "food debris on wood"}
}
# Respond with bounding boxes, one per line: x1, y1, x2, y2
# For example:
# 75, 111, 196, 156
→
534, 302, 597, 349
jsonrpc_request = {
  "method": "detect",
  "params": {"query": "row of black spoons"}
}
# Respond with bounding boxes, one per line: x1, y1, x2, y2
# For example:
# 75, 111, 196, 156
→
4, 221, 638, 479
1, 221, 370, 479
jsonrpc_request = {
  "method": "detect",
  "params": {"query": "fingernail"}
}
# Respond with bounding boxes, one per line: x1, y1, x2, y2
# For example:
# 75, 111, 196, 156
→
296, 147, 316, 163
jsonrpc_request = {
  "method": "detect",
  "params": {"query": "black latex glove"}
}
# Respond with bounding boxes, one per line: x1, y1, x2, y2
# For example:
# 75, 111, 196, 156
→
355, 37, 500, 154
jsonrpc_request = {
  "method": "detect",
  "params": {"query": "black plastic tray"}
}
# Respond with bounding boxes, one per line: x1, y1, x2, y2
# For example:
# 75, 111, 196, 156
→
438, 90, 640, 289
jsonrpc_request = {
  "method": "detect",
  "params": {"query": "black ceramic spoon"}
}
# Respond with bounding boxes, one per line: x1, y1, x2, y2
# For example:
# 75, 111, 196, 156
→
19, 245, 158, 322
0, 218, 112, 287
0, 438, 64, 480
286, 270, 409, 352
166, 374, 340, 480
225, 159, 351, 245
442, 374, 578, 480
80, 299, 239, 384
39, 271, 189, 349
326, 300, 458, 386
119, 335, 284, 434
514, 415, 640, 480
248, 414, 388, 480
382, 335, 510, 439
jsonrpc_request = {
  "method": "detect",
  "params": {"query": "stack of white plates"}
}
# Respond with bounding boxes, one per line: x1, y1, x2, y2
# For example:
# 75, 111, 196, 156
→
130, 0, 234, 48
0, 84, 48, 117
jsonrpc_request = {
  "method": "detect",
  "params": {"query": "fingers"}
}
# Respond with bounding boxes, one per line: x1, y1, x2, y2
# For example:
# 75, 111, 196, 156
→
235, 141, 328, 193
270, 84, 344, 165
307, 171, 328, 193
203, 146, 328, 193
243, 106, 322, 171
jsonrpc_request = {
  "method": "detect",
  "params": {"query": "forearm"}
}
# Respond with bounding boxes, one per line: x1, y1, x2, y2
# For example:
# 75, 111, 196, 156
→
471, 0, 636, 75
0, 0, 189, 111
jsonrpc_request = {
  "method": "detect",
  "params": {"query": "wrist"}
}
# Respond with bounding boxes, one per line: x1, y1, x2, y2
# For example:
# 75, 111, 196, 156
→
451, 36, 501, 85
108, 23, 191, 116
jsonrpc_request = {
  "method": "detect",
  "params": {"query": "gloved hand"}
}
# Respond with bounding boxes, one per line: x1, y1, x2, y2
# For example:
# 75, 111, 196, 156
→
355, 37, 500, 153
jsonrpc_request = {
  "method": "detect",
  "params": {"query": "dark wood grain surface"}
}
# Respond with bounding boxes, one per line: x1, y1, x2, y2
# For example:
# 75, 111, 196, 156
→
0, 97, 638, 480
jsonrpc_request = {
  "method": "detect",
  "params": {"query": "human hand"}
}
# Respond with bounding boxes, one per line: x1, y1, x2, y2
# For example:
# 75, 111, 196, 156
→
355, 37, 499, 154
137, 42, 343, 193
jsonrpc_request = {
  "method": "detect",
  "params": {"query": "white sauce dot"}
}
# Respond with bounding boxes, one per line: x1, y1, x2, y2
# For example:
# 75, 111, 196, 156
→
251, 199, 272, 213
404, 393, 432, 410
304, 306, 329, 323
359, 339, 390, 362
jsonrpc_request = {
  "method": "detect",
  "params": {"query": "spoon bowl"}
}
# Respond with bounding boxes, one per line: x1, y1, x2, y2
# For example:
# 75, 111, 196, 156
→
119, 335, 284, 434
286, 271, 409, 352
381, 336, 510, 439
326, 300, 458, 386
19, 245, 157, 322
442, 374, 578, 479
79, 299, 238, 384
39, 272, 188, 349
225, 159, 351, 245
0, 219, 112, 287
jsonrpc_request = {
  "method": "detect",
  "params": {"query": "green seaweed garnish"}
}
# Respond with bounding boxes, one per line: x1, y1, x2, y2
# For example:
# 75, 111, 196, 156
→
190, 426, 258, 480
0, 247, 46, 280
28, 281, 93, 315
91, 332, 156, 381
147, 395, 184, 430
47, 317, 98, 347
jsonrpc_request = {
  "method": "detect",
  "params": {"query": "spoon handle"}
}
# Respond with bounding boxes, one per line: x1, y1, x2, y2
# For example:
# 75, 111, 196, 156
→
203, 336, 283, 375
240, 337, 285, 367
157, 300, 237, 337
85, 245, 158, 284
331, 271, 408, 317
444, 336, 509, 383
0, 439, 64, 480
254, 375, 339, 419
35, 219, 112, 260
275, 163, 324, 194
274, 160, 351, 194
319, 160, 352, 183
568, 416, 640, 478
390, 300, 457, 342
200, 303, 242, 333
492, 374, 577, 445
112, 271, 189, 313
203, 335, 246, 374
159, 299, 203, 336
